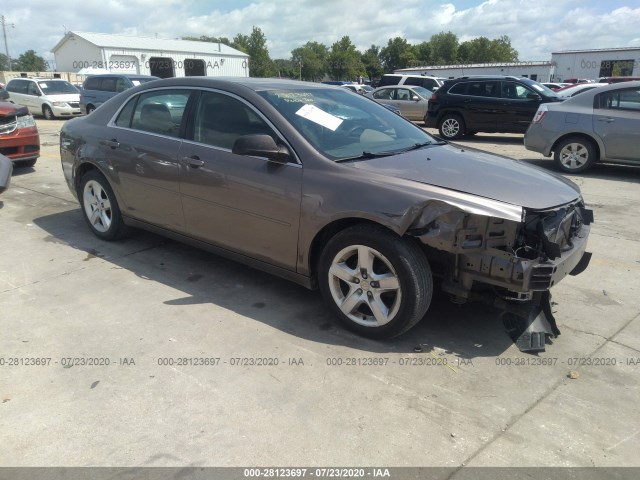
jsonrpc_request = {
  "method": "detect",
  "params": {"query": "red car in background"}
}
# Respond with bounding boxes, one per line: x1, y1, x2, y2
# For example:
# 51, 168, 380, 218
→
0, 101, 40, 168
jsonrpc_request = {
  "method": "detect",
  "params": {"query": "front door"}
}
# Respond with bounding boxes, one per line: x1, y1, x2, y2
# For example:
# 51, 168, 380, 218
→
178, 90, 302, 271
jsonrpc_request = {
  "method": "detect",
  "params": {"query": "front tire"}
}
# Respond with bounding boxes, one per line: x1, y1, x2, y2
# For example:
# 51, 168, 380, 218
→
78, 170, 128, 240
318, 224, 432, 339
43, 105, 55, 120
438, 114, 465, 140
554, 137, 597, 173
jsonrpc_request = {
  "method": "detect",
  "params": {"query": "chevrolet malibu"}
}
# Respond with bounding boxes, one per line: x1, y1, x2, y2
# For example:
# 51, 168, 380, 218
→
60, 78, 593, 342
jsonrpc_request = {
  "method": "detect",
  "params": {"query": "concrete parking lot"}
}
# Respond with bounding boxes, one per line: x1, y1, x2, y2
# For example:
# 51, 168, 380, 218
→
1, 118, 639, 468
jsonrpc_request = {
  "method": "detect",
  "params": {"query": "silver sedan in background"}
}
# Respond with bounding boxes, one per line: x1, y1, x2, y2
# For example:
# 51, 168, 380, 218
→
525, 81, 640, 173
367, 85, 430, 123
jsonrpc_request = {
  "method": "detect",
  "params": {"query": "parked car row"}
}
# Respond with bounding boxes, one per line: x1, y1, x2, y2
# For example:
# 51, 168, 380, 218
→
2, 74, 158, 119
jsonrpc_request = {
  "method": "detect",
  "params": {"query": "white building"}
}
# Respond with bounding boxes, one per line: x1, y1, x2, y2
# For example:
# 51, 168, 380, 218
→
52, 31, 249, 78
551, 47, 640, 82
395, 61, 555, 82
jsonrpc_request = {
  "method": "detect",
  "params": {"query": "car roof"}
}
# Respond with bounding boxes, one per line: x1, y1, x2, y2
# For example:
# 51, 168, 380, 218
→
553, 80, 640, 106
141, 77, 341, 92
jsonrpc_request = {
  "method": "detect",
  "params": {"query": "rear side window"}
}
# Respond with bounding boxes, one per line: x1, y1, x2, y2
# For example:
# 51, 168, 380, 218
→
596, 88, 640, 112
378, 75, 401, 87
467, 81, 499, 97
115, 89, 191, 137
84, 77, 100, 90
101, 78, 117, 93
448, 82, 468, 95
6, 80, 28, 94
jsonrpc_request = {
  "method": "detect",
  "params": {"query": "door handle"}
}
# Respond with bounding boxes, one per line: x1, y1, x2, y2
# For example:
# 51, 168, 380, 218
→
596, 117, 615, 123
101, 139, 120, 149
182, 155, 204, 168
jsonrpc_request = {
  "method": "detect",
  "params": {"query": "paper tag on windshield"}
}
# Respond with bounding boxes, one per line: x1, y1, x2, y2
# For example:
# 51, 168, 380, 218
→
295, 104, 343, 131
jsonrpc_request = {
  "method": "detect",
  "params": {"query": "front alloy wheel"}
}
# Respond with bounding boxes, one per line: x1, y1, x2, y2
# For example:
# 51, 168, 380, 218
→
328, 245, 402, 327
319, 224, 432, 338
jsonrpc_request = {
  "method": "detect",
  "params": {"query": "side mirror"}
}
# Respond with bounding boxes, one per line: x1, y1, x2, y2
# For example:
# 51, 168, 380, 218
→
527, 93, 541, 101
232, 134, 291, 163
412, 95, 420, 101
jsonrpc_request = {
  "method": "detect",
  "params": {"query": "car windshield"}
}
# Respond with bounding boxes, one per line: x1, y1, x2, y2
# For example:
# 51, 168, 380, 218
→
258, 87, 435, 161
526, 80, 559, 99
411, 86, 431, 98
38, 81, 78, 94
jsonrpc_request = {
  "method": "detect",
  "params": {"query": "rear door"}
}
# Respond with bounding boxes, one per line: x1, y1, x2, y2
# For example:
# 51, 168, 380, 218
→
103, 88, 192, 230
178, 90, 302, 270
593, 86, 640, 161
498, 81, 541, 132
461, 80, 500, 131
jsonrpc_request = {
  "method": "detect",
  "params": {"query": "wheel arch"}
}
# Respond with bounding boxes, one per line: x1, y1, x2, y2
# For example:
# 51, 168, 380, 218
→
307, 217, 408, 286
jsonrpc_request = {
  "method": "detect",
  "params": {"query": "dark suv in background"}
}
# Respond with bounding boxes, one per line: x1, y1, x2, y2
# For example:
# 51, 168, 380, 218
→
425, 76, 561, 139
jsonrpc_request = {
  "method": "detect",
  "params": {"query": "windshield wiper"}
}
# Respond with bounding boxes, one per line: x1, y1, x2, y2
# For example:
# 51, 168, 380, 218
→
335, 151, 392, 163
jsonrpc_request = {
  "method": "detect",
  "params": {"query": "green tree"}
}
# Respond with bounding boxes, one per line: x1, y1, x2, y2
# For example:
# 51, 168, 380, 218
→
327, 36, 364, 81
413, 41, 432, 67
243, 27, 273, 77
290, 41, 328, 81
272, 58, 297, 79
0, 53, 9, 71
232, 33, 250, 53
13, 50, 47, 71
489, 35, 518, 62
458, 35, 518, 63
361, 45, 383, 82
379, 37, 415, 72
429, 31, 458, 65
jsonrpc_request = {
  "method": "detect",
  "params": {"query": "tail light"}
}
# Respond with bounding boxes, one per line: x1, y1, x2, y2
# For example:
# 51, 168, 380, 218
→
430, 94, 437, 101
532, 105, 548, 124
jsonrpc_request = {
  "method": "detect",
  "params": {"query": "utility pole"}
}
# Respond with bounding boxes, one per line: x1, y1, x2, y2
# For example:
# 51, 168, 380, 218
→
1, 15, 15, 71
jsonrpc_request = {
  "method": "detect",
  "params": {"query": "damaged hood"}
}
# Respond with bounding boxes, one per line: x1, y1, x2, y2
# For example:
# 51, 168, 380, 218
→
350, 143, 581, 210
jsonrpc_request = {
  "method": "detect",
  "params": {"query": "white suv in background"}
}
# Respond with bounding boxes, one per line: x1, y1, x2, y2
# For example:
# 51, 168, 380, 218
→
5, 78, 81, 119
377, 74, 445, 92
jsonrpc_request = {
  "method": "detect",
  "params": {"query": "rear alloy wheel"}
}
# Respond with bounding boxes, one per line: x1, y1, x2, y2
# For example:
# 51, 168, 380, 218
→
438, 114, 465, 140
554, 137, 596, 173
78, 170, 128, 240
43, 105, 55, 120
319, 224, 432, 338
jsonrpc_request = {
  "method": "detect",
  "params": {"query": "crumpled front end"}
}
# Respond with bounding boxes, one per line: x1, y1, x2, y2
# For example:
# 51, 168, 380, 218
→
407, 198, 594, 353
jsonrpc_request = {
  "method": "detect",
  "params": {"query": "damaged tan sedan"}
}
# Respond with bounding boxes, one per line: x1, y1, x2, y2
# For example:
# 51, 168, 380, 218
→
60, 78, 593, 351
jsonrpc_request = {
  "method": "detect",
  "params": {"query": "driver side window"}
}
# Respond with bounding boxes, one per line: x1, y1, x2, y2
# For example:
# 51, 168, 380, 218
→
193, 91, 278, 150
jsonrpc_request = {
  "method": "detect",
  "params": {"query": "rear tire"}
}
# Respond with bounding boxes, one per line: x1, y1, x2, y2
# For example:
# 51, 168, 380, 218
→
554, 136, 597, 173
438, 114, 465, 140
86, 105, 95, 114
318, 224, 432, 339
78, 170, 128, 240
43, 105, 55, 120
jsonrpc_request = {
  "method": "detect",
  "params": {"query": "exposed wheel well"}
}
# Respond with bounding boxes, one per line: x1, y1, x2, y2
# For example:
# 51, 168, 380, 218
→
74, 162, 99, 193
551, 133, 601, 161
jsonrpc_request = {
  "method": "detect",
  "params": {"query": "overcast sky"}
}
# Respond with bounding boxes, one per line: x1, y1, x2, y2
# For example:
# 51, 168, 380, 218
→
2, 0, 640, 67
